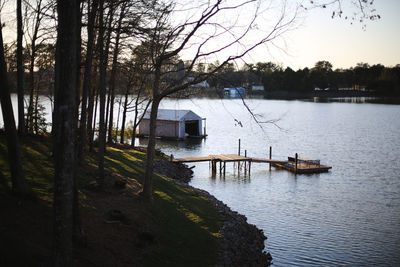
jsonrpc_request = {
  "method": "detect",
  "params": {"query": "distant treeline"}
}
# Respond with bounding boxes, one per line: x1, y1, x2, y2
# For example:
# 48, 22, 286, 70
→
5, 53, 400, 98
203, 61, 400, 97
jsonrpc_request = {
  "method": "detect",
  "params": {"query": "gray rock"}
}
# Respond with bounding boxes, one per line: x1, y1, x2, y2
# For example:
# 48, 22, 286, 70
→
143, 158, 273, 266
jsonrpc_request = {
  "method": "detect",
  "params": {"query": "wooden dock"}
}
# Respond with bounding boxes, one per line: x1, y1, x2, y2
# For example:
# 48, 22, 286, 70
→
171, 139, 332, 176
172, 148, 331, 176
174, 155, 331, 176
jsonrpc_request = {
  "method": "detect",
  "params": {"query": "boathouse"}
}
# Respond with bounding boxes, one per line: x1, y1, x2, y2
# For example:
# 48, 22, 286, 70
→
224, 87, 246, 98
138, 109, 205, 140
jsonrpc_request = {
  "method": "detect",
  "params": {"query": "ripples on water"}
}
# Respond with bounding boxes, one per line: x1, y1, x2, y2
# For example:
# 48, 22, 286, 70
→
2, 96, 399, 266
155, 99, 400, 266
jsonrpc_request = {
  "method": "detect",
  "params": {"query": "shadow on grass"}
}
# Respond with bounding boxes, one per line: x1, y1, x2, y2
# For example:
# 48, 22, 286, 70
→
0, 136, 222, 267
94, 146, 222, 266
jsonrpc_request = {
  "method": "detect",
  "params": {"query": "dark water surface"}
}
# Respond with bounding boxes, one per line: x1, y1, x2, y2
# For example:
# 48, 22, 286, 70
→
151, 99, 400, 266
2, 96, 400, 266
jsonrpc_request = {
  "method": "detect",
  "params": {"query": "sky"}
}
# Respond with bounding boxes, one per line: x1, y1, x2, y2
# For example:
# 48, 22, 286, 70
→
261, 0, 400, 70
1, 0, 399, 71
176, 0, 400, 71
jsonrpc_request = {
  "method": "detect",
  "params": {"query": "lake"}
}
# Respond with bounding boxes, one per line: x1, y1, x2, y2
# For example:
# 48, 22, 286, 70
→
150, 98, 400, 266
3, 96, 400, 266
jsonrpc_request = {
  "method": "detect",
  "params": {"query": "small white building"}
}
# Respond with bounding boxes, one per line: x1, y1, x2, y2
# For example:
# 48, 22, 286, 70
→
138, 109, 205, 140
251, 85, 264, 91
224, 87, 246, 98
186, 77, 210, 88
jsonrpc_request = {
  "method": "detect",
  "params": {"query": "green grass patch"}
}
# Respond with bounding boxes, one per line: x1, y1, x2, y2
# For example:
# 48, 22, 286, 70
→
0, 135, 221, 266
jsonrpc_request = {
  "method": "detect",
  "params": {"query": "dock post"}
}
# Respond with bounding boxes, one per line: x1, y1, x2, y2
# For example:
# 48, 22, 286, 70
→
269, 146, 272, 171
212, 160, 217, 177
219, 161, 222, 175
295, 153, 298, 174
238, 139, 241, 156
223, 162, 226, 177
248, 161, 251, 176
203, 118, 207, 136
244, 150, 247, 175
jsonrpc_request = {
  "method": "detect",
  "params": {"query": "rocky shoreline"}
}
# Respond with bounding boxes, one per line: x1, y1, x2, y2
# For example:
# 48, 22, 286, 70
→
152, 159, 272, 266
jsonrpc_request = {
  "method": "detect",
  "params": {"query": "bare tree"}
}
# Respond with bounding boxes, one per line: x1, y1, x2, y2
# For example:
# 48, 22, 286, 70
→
24, 0, 54, 133
0, 17, 29, 196
302, 0, 380, 29
78, 0, 98, 160
118, 61, 152, 145
140, 0, 298, 200
97, 0, 115, 188
17, 0, 25, 135
106, 2, 127, 144
138, 0, 379, 200
139, 0, 378, 202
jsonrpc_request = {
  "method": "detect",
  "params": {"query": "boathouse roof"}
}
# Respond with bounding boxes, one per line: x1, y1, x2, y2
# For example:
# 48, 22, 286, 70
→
142, 109, 202, 121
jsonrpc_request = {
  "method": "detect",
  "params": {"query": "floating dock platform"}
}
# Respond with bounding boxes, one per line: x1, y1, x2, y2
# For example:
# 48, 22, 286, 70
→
173, 151, 331, 176
269, 157, 332, 174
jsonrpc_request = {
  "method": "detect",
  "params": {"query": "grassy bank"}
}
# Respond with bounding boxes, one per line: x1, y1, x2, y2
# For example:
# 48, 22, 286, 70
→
0, 135, 222, 266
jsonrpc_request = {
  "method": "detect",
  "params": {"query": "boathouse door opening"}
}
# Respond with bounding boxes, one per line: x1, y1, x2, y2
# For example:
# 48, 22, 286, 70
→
185, 120, 199, 136
138, 109, 205, 139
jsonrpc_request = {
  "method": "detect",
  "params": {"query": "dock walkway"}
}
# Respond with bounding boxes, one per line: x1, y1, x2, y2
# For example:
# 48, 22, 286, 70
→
173, 153, 331, 176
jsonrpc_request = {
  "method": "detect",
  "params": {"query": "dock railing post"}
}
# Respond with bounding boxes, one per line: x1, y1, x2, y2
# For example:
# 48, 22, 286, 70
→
295, 153, 298, 174
269, 146, 272, 171
244, 150, 247, 175
238, 138, 241, 156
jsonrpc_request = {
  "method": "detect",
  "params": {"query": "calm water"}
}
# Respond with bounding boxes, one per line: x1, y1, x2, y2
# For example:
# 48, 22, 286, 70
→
2, 96, 400, 266
150, 98, 400, 266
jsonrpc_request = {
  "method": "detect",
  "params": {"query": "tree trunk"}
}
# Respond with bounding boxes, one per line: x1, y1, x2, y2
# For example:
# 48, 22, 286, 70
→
120, 87, 129, 143
142, 93, 160, 200
73, 1, 83, 245
131, 95, 151, 148
130, 112, 138, 147
26, 52, 35, 132
115, 97, 122, 142
130, 93, 141, 148
88, 77, 98, 152
33, 82, 39, 134
52, 0, 80, 265
107, 5, 125, 144
26, 0, 42, 133
104, 85, 111, 141
17, 0, 26, 135
0, 20, 29, 196
78, 0, 98, 161
97, 0, 114, 187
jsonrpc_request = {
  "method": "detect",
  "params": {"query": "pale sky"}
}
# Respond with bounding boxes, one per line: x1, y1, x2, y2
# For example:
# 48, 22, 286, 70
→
1, 0, 399, 70
264, 0, 400, 70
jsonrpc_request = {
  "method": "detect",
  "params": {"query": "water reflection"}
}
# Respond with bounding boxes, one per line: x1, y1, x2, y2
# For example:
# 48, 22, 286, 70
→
2, 96, 400, 266
311, 96, 400, 104
137, 136, 204, 151
154, 98, 400, 267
